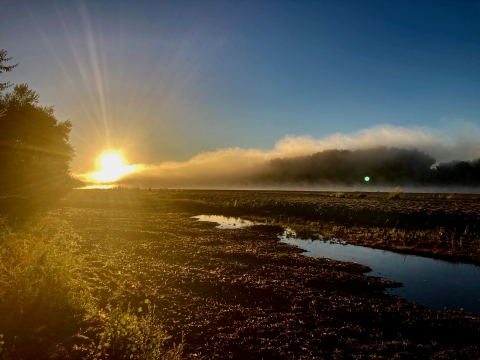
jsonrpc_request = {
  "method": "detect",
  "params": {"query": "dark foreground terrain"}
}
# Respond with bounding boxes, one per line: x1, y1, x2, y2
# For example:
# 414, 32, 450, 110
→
40, 189, 480, 359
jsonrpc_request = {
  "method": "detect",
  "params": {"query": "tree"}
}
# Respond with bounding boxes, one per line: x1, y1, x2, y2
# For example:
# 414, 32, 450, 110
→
0, 51, 82, 196
0, 49, 18, 92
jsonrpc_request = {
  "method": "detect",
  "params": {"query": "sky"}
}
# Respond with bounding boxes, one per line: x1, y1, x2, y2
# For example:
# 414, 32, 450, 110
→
1, 0, 480, 186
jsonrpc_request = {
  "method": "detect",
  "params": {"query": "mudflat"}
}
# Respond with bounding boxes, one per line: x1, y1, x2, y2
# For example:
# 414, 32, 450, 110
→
50, 189, 480, 359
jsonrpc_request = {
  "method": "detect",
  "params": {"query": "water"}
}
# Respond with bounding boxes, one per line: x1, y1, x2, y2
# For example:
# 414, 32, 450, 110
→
280, 236, 480, 313
191, 215, 255, 229
193, 214, 480, 313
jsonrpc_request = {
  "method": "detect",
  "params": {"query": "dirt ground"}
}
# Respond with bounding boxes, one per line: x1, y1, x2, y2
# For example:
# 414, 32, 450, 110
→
50, 189, 480, 359
167, 189, 480, 264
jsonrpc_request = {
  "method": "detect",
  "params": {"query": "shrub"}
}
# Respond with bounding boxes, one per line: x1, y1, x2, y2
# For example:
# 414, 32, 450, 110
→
89, 300, 183, 360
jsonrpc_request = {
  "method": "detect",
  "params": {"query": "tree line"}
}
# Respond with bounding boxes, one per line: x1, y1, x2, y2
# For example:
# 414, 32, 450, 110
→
255, 147, 480, 186
0, 49, 82, 197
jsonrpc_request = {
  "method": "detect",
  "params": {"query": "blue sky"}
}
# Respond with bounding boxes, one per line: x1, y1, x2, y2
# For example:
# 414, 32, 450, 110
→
1, 0, 480, 175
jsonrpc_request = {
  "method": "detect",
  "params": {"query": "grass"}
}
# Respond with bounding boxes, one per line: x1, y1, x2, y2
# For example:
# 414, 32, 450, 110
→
438, 193, 455, 199
0, 213, 182, 359
166, 189, 480, 264
38, 189, 480, 358
246, 215, 480, 263
387, 187, 403, 200
0, 216, 95, 356
88, 300, 183, 360
330, 192, 366, 198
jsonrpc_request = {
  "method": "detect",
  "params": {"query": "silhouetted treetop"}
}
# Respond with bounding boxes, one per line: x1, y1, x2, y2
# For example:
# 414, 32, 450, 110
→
0, 49, 18, 92
0, 51, 80, 195
251, 146, 480, 186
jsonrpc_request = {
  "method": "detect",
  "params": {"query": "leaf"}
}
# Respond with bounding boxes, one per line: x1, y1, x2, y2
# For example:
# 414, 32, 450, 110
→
138, 307, 142, 312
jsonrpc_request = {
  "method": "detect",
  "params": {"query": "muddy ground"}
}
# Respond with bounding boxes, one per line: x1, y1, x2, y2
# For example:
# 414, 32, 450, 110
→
166, 189, 480, 265
50, 189, 480, 359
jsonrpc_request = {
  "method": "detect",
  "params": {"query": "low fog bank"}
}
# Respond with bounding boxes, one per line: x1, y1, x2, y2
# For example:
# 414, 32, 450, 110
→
116, 146, 480, 191
106, 124, 480, 191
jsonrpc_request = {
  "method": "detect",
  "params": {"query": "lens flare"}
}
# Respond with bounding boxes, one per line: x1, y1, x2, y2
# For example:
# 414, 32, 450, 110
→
364, 176, 370, 182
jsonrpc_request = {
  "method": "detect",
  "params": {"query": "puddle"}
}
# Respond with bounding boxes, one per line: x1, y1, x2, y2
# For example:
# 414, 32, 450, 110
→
191, 215, 255, 229
281, 235, 480, 314
193, 215, 480, 314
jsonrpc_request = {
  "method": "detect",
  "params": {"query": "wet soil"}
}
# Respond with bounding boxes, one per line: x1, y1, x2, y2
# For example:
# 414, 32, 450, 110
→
167, 189, 480, 265
53, 190, 480, 359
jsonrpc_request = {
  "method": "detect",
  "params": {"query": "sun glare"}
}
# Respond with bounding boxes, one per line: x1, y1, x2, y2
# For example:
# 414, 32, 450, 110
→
92, 152, 136, 182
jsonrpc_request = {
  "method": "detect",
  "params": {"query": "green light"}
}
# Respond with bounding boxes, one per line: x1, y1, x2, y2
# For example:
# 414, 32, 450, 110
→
364, 176, 370, 182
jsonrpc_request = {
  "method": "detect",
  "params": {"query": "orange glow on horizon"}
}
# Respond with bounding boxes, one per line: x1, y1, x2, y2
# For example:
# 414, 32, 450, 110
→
91, 152, 137, 183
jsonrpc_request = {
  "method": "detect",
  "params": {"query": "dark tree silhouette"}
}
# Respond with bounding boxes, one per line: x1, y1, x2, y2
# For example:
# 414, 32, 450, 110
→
0, 51, 81, 196
258, 147, 436, 186
0, 49, 18, 92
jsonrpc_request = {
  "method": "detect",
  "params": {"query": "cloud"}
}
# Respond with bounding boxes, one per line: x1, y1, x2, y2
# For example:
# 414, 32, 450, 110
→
81, 123, 480, 188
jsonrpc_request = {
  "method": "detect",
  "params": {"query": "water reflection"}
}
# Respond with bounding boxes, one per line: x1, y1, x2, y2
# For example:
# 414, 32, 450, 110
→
280, 236, 480, 314
191, 215, 255, 229
193, 214, 480, 314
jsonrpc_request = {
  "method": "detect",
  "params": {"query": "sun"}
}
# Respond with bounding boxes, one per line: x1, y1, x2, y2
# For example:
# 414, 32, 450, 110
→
91, 152, 136, 182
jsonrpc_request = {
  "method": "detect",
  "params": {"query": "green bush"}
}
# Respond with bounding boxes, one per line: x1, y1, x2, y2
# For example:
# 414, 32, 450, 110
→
89, 300, 183, 360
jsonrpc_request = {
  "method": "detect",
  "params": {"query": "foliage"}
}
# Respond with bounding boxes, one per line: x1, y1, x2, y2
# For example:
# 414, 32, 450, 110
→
0, 211, 184, 359
89, 300, 183, 360
0, 50, 82, 196
254, 147, 480, 187
0, 217, 95, 357
0, 49, 18, 92
0, 83, 81, 195
431, 159, 480, 185
260, 147, 436, 185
